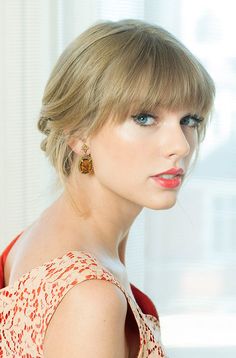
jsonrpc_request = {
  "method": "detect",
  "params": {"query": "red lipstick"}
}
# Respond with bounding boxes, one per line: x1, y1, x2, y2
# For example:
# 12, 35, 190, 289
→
151, 167, 184, 189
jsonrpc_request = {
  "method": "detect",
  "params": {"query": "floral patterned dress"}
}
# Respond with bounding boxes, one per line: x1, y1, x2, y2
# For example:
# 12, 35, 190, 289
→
0, 232, 168, 357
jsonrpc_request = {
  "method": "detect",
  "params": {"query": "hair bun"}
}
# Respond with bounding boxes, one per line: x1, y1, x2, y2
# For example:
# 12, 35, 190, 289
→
40, 137, 48, 152
38, 116, 51, 135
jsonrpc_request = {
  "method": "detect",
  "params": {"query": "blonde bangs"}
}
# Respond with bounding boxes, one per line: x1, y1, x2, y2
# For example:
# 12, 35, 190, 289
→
93, 30, 215, 135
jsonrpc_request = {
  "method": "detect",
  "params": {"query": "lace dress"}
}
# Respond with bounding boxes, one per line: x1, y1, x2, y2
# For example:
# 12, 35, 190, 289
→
0, 232, 168, 357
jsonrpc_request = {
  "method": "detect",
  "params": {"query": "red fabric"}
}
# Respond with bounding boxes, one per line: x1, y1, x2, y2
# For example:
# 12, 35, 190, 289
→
0, 232, 159, 320
130, 283, 159, 320
0, 231, 23, 289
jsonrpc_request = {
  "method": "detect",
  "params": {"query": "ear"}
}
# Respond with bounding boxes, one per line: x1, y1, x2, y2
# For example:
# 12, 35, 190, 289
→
67, 134, 91, 155
67, 136, 83, 154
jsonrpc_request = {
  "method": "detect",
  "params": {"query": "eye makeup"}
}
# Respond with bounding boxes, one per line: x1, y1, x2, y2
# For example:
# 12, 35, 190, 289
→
131, 112, 157, 127
180, 114, 204, 128
131, 111, 204, 128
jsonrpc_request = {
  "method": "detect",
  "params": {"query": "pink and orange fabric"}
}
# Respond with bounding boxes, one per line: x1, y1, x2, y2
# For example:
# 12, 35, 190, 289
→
0, 232, 167, 357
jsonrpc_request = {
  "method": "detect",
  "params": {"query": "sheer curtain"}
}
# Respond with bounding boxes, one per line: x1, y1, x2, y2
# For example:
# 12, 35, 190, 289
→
1, 1, 235, 357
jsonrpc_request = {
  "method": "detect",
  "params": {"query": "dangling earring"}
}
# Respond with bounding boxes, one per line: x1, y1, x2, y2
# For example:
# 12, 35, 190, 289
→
78, 143, 94, 174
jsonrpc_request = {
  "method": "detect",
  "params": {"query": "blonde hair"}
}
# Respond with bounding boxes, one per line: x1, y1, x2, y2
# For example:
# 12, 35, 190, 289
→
38, 19, 215, 187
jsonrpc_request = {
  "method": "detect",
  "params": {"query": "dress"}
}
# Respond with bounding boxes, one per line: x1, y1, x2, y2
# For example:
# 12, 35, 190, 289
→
0, 232, 168, 357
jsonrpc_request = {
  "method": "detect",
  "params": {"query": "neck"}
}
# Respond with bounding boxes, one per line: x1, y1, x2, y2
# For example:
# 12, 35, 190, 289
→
42, 181, 142, 264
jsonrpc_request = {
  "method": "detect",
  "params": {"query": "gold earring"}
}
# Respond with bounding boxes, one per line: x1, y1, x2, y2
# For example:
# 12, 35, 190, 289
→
78, 143, 94, 174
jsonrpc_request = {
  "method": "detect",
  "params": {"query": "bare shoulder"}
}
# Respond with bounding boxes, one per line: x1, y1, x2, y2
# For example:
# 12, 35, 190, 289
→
43, 279, 129, 358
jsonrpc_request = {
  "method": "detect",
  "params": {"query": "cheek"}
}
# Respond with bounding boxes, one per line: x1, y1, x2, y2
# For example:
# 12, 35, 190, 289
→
90, 122, 147, 179
183, 126, 197, 148
189, 130, 198, 153
184, 130, 198, 164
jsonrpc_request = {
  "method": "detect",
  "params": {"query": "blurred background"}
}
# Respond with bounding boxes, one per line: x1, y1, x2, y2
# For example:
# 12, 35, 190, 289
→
0, 1, 235, 357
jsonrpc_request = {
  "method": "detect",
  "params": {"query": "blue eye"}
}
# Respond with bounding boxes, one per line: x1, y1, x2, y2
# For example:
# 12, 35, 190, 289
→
181, 114, 204, 128
131, 113, 156, 127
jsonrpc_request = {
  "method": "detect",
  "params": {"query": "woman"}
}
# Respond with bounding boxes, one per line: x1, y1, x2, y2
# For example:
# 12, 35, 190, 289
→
0, 19, 215, 357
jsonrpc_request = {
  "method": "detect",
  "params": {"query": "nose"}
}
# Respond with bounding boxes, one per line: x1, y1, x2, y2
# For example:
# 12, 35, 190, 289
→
160, 122, 191, 160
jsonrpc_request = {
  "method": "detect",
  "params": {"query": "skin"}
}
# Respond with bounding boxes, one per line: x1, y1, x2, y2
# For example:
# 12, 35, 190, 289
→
39, 107, 198, 268
3, 106, 199, 358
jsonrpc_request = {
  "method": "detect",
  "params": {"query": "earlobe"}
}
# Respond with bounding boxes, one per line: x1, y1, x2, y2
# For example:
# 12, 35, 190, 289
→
66, 124, 92, 152
67, 136, 82, 153
67, 135, 91, 155
66, 126, 91, 153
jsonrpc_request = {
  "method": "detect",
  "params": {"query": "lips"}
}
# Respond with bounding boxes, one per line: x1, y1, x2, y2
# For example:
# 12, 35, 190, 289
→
152, 167, 184, 177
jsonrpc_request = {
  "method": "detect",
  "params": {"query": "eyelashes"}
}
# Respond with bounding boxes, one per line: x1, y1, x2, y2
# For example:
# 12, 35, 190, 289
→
131, 112, 204, 128
180, 114, 204, 128
131, 113, 157, 127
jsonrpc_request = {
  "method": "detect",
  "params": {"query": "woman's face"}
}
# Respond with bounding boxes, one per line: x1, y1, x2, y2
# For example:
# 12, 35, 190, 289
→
84, 107, 199, 210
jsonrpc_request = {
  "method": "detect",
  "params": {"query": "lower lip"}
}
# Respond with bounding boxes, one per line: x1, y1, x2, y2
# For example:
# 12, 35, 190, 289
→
151, 175, 182, 189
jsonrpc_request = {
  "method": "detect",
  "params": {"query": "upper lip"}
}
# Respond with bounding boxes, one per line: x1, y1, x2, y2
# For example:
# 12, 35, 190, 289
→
152, 167, 185, 176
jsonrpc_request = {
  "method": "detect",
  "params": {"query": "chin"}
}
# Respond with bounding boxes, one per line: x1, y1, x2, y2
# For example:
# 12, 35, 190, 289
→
146, 196, 177, 210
